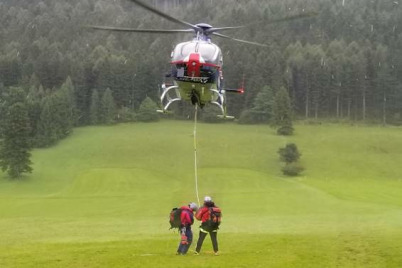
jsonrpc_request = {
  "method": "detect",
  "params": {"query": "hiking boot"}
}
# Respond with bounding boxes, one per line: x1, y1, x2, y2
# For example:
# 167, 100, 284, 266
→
214, 251, 219, 256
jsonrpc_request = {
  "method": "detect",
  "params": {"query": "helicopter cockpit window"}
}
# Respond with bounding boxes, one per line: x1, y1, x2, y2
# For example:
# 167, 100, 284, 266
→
177, 67, 185, 77
171, 63, 186, 78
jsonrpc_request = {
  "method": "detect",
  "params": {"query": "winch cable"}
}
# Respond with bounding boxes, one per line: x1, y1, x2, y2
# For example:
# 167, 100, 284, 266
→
193, 105, 201, 207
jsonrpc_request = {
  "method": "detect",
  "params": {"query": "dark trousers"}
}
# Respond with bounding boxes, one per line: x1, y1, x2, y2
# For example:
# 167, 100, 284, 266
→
177, 227, 193, 255
195, 230, 218, 253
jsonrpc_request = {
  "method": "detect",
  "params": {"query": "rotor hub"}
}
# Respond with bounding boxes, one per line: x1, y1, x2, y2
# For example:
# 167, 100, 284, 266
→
195, 23, 213, 30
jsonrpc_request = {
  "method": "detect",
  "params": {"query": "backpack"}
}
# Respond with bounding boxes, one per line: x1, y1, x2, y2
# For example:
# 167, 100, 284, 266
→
169, 208, 182, 229
205, 207, 221, 230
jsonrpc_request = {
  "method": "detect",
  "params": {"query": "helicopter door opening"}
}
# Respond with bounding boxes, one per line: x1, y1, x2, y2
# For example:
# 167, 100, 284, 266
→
200, 65, 219, 84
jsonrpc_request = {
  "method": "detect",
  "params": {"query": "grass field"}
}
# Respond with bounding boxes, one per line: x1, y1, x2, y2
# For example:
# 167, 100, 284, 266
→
1, 121, 402, 267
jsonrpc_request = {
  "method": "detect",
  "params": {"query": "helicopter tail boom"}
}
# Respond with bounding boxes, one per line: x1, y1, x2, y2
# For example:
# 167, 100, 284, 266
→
224, 88, 244, 94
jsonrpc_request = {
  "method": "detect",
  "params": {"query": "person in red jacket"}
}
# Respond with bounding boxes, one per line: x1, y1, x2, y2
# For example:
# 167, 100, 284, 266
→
194, 196, 221, 255
177, 202, 198, 255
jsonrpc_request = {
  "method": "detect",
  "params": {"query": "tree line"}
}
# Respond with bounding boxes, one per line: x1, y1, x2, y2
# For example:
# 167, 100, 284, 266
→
1, 0, 402, 176
1, 0, 401, 123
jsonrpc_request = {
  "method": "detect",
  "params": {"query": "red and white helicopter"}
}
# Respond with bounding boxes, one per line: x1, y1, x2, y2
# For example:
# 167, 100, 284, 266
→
91, 0, 314, 118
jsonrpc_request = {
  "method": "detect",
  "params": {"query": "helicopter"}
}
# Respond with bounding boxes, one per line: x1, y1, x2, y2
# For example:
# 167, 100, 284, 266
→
91, 0, 315, 118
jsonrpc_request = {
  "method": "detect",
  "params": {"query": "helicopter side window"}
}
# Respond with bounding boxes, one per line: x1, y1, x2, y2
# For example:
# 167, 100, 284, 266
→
172, 63, 187, 78
177, 67, 185, 77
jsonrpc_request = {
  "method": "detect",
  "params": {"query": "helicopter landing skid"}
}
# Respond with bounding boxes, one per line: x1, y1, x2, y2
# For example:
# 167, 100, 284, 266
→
157, 84, 181, 113
157, 83, 235, 119
210, 89, 235, 119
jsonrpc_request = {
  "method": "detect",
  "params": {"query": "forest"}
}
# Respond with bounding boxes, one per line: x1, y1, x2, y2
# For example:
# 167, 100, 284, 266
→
1, 0, 402, 147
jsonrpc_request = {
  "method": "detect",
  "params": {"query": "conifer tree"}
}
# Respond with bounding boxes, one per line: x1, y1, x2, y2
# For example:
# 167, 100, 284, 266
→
60, 76, 77, 126
0, 87, 32, 178
35, 94, 59, 147
90, 89, 101, 125
251, 85, 275, 123
100, 88, 116, 124
137, 97, 159, 122
54, 82, 74, 138
0, 82, 6, 137
272, 87, 294, 135
26, 84, 45, 141
239, 85, 274, 124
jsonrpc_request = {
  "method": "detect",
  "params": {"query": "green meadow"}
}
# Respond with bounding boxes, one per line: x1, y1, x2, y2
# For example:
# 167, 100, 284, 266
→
1, 121, 402, 268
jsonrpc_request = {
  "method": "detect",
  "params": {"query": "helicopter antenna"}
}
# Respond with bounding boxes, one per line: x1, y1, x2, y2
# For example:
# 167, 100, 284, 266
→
240, 74, 245, 92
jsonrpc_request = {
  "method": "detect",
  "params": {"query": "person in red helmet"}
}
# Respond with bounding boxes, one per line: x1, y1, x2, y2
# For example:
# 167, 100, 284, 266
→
177, 202, 198, 255
194, 196, 222, 256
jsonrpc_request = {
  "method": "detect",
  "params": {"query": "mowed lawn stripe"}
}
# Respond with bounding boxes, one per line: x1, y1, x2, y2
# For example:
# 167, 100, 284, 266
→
1, 121, 402, 267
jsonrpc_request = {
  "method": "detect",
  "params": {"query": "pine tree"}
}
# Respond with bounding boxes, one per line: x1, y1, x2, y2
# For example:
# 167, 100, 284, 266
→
251, 85, 274, 123
272, 87, 294, 135
0, 82, 6, 137
90, 89, 101, 125
100, 88, 116, 124
0, 43, 23, 87
26, 84, 45, 142
137, 97, 159, 122
239, 85, 274, 124
0, 87, 32, 178
60, 76, 77, 126
54, 83, 74, 138
35, 94, 59, 147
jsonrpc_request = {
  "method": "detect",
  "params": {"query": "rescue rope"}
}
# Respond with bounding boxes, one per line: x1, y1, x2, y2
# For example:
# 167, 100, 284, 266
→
193, 105, 201, 207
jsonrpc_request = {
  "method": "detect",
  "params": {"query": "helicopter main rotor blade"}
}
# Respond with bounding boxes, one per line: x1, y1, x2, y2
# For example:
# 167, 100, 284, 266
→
128, 0, 199, 31
206, 12, 316, 34
89, 25, 194, 34
247, 11, 318, 27
207, 26, 246, 33
212, 32, 268, 47
267, 11, 317, 24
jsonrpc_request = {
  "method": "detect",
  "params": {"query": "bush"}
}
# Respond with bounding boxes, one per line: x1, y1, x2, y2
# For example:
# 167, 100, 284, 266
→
238, 109, 258, 124
281, 163, 304, 176
201, 105, 222, 123
117, 107, 136, 123
278, 143, 301, 164
277, 125, 294, 135
278, 143, 304, 176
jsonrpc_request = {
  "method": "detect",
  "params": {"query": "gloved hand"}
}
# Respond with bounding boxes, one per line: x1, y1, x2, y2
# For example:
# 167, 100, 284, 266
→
181, 235, 188, 245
